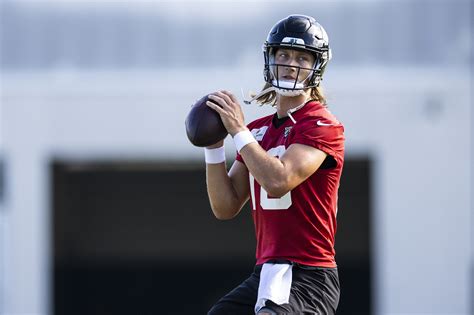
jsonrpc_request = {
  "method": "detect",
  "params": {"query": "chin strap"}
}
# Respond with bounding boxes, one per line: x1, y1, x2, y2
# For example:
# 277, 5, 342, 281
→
286, 101, 307, 124
242, 76, 310, 105
272, 80, 306, 97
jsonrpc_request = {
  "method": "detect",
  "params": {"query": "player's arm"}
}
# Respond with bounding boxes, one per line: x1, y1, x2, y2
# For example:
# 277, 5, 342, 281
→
206, 90, 327, 198
206, 143, 250, 220
239, 142, 326, 197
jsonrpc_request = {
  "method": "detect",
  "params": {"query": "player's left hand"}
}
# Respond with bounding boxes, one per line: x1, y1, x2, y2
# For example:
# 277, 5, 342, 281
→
206, 90, 247, 136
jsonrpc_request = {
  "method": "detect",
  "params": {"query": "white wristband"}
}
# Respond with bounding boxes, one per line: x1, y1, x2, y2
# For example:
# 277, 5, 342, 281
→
233, 129, 257, 153
204, 146, 226, 164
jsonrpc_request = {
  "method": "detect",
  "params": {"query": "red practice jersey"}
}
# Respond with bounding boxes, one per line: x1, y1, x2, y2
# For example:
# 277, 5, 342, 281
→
236, 101, 345, 267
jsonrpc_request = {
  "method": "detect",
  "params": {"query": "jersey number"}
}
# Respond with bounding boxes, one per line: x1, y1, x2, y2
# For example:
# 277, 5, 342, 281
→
249, 145, 292, 210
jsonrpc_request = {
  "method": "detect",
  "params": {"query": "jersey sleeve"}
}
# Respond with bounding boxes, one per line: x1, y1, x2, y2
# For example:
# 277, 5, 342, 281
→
291, 118, 345, 163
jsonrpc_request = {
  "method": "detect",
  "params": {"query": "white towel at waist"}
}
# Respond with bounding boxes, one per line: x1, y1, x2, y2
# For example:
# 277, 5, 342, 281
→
255, 262, 293, 314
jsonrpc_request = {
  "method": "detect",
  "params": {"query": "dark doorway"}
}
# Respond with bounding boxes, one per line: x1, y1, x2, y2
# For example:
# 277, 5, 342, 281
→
335, 157, 373, 314
52, 158, 371, 314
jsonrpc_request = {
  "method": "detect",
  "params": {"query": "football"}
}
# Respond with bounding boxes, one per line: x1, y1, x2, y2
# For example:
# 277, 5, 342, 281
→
185, 94, 228, 147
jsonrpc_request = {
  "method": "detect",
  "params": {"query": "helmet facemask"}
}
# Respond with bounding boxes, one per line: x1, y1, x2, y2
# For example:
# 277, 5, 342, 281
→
266, 47, 322, 96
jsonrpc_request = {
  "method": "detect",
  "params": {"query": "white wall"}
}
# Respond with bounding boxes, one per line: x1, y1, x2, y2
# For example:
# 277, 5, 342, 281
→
1, 65, 471, 314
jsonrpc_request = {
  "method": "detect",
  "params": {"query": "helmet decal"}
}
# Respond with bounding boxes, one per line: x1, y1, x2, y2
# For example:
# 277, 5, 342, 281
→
281, 37, 306, 46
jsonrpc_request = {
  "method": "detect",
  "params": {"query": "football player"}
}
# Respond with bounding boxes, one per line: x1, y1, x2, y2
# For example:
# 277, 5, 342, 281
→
204, 14, 344, 315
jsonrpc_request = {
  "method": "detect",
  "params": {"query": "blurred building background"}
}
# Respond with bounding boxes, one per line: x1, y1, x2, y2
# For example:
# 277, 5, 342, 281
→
0, 0, 472, 314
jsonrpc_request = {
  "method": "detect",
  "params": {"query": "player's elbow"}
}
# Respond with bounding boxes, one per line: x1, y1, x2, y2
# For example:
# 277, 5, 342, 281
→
213, 211, 234, 221
266, 187, 290, 199
264, 180, 290, 199
210, 205, 238, 220
214, 213, 234, 221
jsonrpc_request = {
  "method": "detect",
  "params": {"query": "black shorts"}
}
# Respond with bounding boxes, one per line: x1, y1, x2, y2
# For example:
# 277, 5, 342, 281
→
208, 263, 340, 315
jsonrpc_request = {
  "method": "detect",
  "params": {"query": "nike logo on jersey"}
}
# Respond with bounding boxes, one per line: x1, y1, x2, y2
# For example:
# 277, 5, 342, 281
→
316, 120, 333, 126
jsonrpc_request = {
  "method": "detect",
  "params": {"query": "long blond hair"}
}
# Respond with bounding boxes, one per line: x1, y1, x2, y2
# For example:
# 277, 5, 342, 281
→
254, 83, 327, 106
